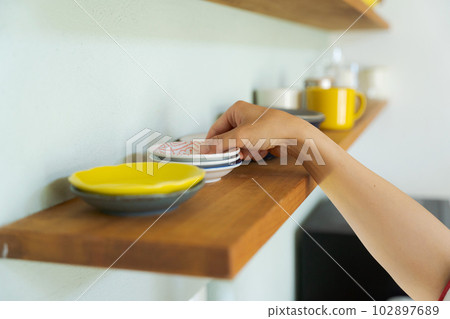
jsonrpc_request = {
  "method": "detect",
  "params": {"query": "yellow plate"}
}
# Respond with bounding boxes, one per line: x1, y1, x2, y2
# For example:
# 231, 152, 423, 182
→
68, 162, 205, 195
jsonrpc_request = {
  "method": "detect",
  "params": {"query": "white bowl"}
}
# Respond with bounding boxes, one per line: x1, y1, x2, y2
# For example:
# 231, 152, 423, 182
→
154, 154, 240, 167
203, 160, 242, 183
151, 141, 240, 162
254, 88, 301, 109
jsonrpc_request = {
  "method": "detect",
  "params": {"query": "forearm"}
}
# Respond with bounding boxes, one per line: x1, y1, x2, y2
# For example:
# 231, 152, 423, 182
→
207, 101, 450, 299
294, 124, 450, 300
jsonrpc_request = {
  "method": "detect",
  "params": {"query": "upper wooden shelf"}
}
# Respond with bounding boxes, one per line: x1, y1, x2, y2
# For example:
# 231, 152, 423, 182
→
206, 0, 389, 30
0, 100, 386, 279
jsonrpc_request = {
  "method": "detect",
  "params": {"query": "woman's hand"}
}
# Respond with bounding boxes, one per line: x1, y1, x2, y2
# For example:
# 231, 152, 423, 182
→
205, 101, 450, 301
205, 100, 311, 159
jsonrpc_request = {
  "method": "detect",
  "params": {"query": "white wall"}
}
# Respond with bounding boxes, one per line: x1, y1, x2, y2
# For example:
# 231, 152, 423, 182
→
334, 0, 450, 198
0, 0, 329, 300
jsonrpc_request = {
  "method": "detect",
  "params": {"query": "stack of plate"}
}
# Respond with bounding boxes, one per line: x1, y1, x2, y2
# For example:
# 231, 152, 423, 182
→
151, 141, 242, 183
68, 162, 205, 216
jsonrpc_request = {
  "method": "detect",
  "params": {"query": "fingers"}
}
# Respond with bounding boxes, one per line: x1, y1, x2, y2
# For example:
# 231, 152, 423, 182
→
203, 127, 243, 154
269, 146, 281, 157
206, 108, 236, 139
240, 148, 251, 160
240, 148, 268, 162
259, 150, 269, 159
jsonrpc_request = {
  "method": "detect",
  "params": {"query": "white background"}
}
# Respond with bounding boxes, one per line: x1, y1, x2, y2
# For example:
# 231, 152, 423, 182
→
2, 301, 450, 319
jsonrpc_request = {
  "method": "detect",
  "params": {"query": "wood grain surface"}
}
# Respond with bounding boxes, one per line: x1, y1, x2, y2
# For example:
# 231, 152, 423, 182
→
0, 101, 386, 278
206, 0, 389, 30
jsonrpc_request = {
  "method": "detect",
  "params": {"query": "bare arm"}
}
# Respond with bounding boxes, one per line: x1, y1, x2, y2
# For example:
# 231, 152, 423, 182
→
206, 101, 450, 300
299, 122, 450, 300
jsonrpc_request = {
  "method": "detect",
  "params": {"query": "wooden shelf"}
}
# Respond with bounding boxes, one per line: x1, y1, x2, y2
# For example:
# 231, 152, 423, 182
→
0, 101, 386, 278
206, 0, 388, 30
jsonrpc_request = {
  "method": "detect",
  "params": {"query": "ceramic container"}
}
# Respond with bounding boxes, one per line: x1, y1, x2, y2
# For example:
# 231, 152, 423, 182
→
71, 180, 204, 216
254, 88, 301, 110
156, 154, 240, 168
274, 108, 326, 128
202, 160, 242, 183
68, 162, 205, 196
152, 141, 240, 162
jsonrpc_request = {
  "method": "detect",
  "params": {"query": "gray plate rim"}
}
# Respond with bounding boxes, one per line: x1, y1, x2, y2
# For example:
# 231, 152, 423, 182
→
70, 179, 205, 200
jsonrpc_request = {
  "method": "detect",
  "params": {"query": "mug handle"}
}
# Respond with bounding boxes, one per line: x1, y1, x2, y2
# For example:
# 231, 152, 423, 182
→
354, 91, 367, 121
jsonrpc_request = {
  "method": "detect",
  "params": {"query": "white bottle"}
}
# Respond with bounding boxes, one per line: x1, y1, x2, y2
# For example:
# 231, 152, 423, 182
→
326, 47, 359, 89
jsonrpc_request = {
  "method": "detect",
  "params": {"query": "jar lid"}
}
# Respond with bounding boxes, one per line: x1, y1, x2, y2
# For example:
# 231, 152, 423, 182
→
304, 77, 333, 89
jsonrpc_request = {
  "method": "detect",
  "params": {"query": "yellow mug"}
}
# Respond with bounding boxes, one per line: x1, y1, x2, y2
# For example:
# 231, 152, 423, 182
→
306, 87, 366, 130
